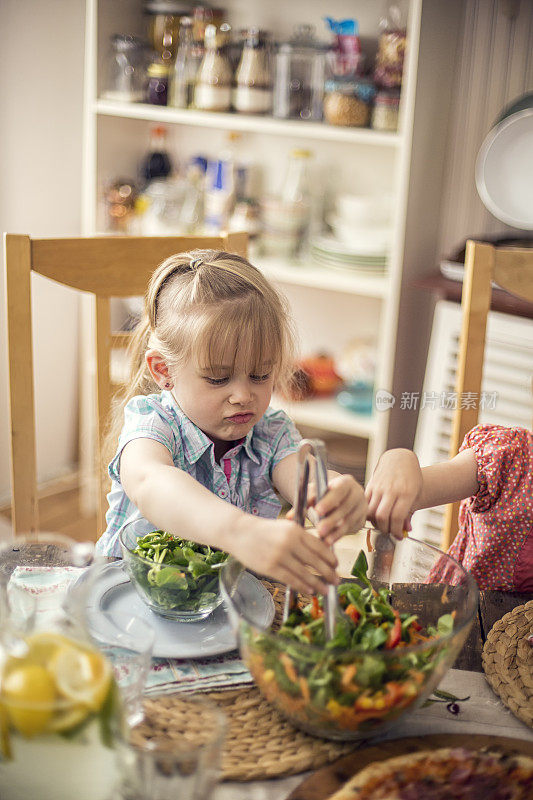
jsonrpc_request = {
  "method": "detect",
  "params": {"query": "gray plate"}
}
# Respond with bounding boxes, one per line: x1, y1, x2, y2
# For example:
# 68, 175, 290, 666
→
76, 561, 274, 659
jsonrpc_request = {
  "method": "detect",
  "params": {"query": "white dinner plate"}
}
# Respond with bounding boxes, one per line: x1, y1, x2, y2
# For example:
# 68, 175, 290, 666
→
476, 108, 533, 230
75, 561, 274, 659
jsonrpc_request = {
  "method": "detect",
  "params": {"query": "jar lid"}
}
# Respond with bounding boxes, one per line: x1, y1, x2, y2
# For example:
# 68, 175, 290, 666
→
290, 148, 313, 158
110, 33, 143, 51
278, 24, 330, 53
325, 78, 376, 103
147, 61, 170, 77
375, 90, 401, 106
143, 0, 190, 15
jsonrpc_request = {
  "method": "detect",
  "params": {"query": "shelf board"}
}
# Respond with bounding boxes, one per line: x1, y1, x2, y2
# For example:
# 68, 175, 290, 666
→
95, 99, 401, 146
271, 396, 377, 439
258, 256, 389, 298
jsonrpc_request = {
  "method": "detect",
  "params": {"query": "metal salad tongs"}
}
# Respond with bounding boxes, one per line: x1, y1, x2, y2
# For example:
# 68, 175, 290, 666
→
283, 438, 339, 640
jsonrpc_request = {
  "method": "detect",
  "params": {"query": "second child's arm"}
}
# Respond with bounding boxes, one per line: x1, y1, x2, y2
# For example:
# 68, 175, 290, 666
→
365, 448, 479, 539
120, 438, 338, 595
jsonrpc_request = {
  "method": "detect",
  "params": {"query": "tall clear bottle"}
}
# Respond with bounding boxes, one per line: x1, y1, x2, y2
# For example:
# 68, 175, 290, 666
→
280, 148, 313, 254
169, 16, 198, 108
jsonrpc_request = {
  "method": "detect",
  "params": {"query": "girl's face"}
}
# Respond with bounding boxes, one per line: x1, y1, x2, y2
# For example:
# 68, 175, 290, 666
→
170, 345, 276, 451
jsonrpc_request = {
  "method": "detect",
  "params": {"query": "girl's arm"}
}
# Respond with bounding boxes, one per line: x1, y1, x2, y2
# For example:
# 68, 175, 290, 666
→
365, 447, 479, 539
120, 438, 338, 595
273, 453, 368, 544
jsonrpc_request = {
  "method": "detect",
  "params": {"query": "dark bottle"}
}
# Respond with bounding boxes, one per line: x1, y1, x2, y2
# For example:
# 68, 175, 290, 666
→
140, 125, 173, 185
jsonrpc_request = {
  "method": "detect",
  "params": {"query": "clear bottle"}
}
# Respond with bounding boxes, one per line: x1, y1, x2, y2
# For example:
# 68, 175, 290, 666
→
177, 156, 207, 233
139, 125, 173, 186
194, 23, 233, 112
233, 28, 272, 114
203, 132, 240, 232
280, 149, 313, 253
169, 16, 197, 108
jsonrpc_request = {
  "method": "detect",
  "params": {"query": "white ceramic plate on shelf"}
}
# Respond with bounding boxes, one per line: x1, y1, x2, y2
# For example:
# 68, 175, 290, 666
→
476, 107, 533, 230
74, 561, 274, 659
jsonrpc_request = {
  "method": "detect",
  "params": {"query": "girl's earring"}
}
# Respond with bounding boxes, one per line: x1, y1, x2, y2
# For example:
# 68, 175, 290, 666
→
164, 381, 173, 390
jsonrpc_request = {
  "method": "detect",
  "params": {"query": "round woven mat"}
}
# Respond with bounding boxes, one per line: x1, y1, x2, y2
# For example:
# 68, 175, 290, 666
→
138, 580, 355, 781
482, 600, 533, 728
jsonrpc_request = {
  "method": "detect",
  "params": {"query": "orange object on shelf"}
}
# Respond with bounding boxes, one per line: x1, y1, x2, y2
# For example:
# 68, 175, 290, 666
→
299, 354, 343, 397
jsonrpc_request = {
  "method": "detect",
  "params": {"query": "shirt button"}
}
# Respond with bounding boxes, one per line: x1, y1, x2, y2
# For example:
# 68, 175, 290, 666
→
219, 490, 227, 498
252, 507, 258, 515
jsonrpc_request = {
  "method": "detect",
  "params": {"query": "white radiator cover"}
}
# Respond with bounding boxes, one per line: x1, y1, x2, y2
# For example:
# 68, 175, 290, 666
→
412, 300, 533, 548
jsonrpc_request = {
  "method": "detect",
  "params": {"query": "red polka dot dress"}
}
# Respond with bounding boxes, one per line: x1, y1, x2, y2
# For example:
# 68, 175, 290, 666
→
447, 425, 533, 590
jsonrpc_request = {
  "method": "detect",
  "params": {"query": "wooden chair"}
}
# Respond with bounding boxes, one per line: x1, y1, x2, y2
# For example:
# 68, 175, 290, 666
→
4, 232, 248, 539
441, 239, 533, 549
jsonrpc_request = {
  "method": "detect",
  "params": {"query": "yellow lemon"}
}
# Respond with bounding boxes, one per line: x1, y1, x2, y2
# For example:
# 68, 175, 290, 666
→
47, 703, 89, 733
51, 645, 112, 712
3, 631, 71, 678
2, 665, 55, 737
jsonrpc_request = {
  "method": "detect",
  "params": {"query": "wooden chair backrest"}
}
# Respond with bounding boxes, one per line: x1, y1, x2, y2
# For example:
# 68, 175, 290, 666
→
441, 239, 533, 549
4, 232, 248, 538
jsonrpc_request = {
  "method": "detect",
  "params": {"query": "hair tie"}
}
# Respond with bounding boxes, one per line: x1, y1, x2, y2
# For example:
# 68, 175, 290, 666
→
190, 258, 203, 270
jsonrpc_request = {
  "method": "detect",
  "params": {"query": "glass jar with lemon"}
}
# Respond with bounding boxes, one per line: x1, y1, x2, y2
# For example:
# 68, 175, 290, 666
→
0, 534, 127, 800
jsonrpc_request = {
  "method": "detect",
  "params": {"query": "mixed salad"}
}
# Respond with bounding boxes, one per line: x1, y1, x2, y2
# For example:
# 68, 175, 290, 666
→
245, 550, 455, 734
129, 530, 228, 613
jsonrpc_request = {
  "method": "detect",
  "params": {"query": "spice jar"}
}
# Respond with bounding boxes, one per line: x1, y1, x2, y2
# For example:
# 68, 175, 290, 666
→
372, 90, 400, 131
323, 78, 376, 127
194, 23, 233, 112
145, 60, 170, 105
233, 28, 272, 114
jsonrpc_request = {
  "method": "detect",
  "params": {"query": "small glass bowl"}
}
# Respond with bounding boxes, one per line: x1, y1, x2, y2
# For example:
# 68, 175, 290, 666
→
119, 522, 224, 623
221, 530, 478, 741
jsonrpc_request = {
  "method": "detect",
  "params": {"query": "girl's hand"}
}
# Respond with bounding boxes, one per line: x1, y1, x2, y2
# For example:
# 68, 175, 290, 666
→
365, 449, 422, 540
306, 474, 368, 545
232, 517, 339, 596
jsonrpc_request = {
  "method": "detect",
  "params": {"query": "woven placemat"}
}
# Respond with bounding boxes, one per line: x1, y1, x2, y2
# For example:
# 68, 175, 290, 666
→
482, 600, 533, 729
137, 580, 356, 781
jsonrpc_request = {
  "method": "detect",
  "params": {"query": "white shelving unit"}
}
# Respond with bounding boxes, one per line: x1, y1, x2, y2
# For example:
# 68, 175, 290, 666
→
82, 0, 464, 488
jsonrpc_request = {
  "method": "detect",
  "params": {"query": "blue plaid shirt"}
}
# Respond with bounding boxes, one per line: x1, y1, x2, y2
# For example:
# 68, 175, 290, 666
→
96, 391, 301, 556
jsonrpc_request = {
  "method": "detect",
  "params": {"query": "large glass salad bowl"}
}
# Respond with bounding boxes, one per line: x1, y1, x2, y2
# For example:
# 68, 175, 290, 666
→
220, 530, 478, 741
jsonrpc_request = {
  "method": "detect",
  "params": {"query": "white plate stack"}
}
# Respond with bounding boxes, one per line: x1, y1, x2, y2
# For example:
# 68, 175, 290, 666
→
312, 193, 393, 273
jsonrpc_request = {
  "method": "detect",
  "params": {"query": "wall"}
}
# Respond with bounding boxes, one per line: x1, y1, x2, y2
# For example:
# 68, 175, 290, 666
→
0, 0, 85, 503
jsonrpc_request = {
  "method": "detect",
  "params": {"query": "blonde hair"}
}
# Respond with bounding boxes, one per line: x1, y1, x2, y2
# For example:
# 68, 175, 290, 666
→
105, 249, 296, 464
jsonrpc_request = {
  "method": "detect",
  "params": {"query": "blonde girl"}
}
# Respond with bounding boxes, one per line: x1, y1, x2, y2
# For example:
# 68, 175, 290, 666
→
97, 250, 367, 594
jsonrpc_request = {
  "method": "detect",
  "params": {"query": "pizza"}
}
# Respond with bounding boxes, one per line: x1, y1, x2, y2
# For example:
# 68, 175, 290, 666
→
328, 747, 533, 800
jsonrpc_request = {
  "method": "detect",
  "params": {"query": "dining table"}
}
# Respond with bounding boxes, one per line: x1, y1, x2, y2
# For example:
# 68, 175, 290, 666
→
216, 586, 533, 800
3, 542, 533, 800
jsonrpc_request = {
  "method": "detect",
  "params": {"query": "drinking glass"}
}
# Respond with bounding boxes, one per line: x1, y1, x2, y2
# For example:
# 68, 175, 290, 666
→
119, 694, 226, 800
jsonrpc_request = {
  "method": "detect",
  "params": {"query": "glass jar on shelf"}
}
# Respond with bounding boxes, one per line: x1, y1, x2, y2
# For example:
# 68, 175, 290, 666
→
273, 25, 329, 121
143, 0, 190, 63
194, 23, 233, 112
323, 77, 376, 127
233, 28, 272, 115
102, 34, 145, 103
145, 59, 171, 105
371, 89, 400, 131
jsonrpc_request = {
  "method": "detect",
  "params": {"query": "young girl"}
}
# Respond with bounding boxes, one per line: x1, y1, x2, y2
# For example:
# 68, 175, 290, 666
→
365, 424, 533, 591
96, 249, 367, 595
